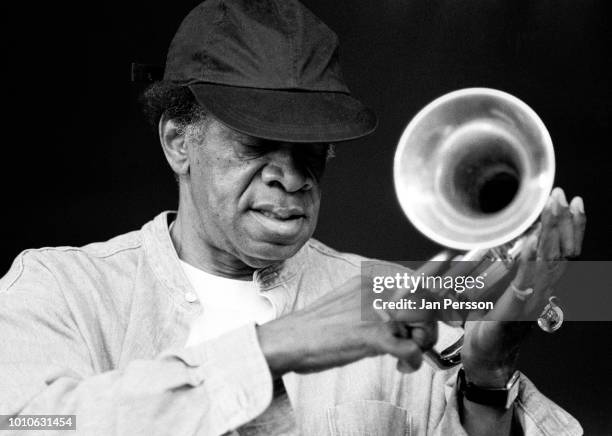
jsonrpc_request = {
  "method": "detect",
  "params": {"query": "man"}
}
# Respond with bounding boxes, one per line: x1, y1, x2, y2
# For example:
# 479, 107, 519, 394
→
0, 0, 586, 435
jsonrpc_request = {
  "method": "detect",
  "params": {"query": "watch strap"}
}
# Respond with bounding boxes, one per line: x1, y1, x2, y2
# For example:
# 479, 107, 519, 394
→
458, 368, 520, 409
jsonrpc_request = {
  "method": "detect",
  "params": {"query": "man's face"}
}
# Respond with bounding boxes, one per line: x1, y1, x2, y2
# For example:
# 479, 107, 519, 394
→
185, 119, 327, 268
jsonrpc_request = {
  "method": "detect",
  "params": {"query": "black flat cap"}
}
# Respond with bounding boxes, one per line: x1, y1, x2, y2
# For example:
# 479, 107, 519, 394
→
164, 0, 377, 143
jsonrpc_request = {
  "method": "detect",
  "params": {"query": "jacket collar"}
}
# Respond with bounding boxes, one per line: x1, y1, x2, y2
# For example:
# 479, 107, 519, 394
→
141, 211, 306, 298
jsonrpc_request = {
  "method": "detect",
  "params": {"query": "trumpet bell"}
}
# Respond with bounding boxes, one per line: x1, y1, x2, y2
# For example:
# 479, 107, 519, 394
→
394, 88, 555, 250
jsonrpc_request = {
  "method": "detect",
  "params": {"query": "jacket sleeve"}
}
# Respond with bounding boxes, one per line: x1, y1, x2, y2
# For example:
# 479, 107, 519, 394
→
427, 368, 584, 436
0, 252, 273, 436
426, 327, 583, 436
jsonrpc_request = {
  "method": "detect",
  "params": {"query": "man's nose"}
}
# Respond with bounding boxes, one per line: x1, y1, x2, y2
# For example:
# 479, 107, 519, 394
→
261, 147, 313, 193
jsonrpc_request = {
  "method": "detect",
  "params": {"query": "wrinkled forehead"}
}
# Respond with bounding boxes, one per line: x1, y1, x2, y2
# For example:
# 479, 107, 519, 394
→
213, 120, 253, 143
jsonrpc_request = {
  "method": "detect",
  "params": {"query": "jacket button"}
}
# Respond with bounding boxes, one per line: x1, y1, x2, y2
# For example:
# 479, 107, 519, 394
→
185, 292, 198, 303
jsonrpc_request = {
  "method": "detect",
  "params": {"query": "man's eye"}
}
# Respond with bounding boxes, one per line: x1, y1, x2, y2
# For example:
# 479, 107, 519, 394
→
302, 145, 329, 162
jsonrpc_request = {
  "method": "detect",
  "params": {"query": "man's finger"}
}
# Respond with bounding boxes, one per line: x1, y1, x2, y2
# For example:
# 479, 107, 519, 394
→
538, 193, 561, 260
390, 339, 423, 373
485, 234, 538, 321
512, 231, 538, 288
554, 188, 576, 257
570, 196, 586, 257
409, 321, 438, 351
390, 294, 438, 324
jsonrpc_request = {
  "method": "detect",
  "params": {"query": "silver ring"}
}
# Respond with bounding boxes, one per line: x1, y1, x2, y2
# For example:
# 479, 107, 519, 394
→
510, 282, 534, 301
537, 296, 564, 333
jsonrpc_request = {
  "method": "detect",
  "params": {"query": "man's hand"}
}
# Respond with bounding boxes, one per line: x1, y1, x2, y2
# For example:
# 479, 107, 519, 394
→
461, 187, 586, 386
256, 276, 439, 378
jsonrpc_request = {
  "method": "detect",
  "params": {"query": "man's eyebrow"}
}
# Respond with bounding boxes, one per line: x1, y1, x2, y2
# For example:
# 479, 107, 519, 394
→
223, 128, 261, 144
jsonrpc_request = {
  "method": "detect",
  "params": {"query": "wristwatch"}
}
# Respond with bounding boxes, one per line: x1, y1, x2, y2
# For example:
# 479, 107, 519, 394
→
457, 368, 521, 410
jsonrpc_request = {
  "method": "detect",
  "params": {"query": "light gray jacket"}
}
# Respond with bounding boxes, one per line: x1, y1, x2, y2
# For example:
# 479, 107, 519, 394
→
0, 212, 581, 435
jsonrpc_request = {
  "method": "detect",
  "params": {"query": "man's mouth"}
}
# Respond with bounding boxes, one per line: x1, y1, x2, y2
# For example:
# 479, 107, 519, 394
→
249, 205, 307, 240
251, 205, 306, 220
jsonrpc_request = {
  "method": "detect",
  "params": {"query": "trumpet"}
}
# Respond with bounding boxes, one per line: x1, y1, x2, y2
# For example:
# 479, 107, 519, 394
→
393, 88, 555, 368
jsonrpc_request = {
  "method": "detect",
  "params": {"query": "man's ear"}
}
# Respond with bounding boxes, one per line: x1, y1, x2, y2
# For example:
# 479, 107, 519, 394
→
159, 115, 190, 176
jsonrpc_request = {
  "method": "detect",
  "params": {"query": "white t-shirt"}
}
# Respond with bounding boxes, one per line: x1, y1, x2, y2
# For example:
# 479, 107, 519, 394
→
180, 259, 277, 347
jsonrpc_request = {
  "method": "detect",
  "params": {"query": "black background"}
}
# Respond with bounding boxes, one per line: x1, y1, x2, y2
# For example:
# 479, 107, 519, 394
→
3, 0, 611, 433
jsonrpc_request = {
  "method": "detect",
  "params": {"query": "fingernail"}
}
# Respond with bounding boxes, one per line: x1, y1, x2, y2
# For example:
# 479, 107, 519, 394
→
557, 189, 568, 207
575, 197, 585, 213
570, 196, 584, 214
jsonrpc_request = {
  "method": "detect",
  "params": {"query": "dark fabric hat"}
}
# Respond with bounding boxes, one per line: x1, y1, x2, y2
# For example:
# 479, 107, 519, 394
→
164, 0, 377, 142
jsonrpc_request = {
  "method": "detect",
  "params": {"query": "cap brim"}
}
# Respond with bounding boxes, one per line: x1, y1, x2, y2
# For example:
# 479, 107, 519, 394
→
188, 83, 377, 143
